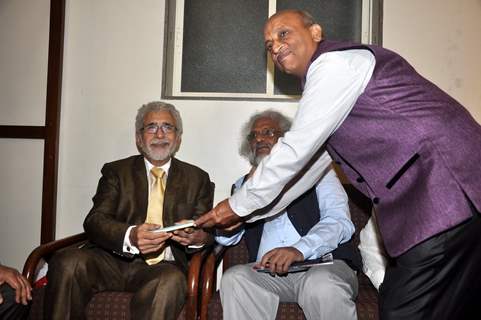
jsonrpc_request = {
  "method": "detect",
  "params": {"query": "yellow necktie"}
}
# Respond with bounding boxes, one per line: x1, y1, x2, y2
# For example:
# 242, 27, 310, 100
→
145, 167, 166, 265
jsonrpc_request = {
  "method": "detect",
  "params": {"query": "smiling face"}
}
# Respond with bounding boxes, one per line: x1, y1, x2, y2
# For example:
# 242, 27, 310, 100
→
136, 110, 181, 166
264, 10, 322, 78
249, 117, 283, 166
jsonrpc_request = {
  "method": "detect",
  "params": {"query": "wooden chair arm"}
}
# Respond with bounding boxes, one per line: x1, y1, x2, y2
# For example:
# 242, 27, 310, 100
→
22, 233, 88, 284
184, 245, 215, 320
199, 244, 227, 320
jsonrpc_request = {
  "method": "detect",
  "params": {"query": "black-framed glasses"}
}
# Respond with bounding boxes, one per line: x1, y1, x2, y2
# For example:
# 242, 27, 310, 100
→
141, 122, 177, 134
247, 128, 281, 141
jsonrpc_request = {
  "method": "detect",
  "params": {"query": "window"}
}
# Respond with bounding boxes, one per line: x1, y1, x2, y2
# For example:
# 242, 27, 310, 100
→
162, 0, 382, 100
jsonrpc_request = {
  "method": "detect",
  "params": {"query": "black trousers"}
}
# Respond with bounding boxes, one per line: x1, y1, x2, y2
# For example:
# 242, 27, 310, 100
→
0, 284, 29, 320
379, 208, 481, 320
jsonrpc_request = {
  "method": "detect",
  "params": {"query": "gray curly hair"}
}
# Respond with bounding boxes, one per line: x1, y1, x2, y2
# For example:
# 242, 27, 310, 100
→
239, 110, 292, 165
135, 101, 183, 136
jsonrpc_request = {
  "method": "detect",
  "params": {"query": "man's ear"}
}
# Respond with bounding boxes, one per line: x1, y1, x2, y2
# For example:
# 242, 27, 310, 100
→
309, 24, 323, 42
135, 133, 142, 146
174, 136, 182, 153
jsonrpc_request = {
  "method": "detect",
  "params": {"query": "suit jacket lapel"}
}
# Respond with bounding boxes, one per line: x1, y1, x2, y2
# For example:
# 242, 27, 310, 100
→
133, 155, 149, 224
164, 157, 182, 226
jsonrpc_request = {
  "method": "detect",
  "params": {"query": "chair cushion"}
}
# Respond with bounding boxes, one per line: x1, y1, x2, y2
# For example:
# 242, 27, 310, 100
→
356, 276, 379, 320
86, 292, 131, 320
28, 288, 187, 320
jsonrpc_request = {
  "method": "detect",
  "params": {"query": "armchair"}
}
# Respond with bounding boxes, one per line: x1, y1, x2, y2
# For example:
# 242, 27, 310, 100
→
23, 232, 209, 320
199, 185, 379, 320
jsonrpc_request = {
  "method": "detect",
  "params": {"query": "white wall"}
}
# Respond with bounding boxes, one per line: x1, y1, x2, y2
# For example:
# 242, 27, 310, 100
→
55, 0, 298, 238
1, 0, 481, 270
0, 0, 49, 270
0, 0, 49, 126
383, 0, 481, 121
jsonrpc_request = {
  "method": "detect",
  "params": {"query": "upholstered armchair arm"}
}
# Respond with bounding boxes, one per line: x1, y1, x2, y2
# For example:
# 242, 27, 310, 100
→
199, 243, 227, 320
22, 233, 88, 284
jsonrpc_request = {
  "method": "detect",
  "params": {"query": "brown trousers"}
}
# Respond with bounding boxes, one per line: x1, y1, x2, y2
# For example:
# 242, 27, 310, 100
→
44, 246, 186, 320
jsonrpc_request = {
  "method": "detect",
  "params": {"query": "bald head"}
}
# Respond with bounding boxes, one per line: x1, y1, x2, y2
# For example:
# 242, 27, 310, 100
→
268, 9, 316, 28
264, 10, 322, 78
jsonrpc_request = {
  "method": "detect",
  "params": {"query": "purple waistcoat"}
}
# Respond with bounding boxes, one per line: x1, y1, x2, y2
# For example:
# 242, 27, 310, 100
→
305, 40, 481, 257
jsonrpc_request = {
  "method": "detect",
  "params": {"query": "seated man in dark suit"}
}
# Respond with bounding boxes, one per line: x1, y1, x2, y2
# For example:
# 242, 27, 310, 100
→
216, 110, 361, 320
45, 101, 214, 320
0, 263, 31, 320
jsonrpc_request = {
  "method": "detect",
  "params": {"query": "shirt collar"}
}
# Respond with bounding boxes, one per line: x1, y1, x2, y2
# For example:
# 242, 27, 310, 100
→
144, 157, 171, 177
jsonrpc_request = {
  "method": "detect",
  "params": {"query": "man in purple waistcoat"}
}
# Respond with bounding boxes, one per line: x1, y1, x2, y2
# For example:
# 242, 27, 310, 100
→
196, 9, 481, 320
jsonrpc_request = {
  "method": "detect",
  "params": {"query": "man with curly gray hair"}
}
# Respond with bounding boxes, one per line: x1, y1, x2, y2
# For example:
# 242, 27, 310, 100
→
216, 110, 361, 320
238, 110, 291, 167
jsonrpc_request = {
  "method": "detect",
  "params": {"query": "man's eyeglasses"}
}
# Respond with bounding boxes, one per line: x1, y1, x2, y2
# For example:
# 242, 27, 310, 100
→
141, 122, 177, 134
247, 128, 281, 141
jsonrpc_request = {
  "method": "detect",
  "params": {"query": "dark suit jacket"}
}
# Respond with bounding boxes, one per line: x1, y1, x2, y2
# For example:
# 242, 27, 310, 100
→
83, 155, 214, 272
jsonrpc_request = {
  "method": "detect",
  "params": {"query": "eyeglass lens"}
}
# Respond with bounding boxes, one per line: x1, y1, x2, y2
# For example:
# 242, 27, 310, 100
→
248, 129, 278, 141
144, 122, 176, 134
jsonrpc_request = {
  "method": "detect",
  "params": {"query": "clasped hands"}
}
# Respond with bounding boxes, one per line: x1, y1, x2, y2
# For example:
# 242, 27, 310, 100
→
130, 220, 209, 255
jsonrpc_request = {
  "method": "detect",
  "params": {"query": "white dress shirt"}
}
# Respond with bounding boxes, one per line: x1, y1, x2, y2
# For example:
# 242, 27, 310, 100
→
229, 49, 375, 222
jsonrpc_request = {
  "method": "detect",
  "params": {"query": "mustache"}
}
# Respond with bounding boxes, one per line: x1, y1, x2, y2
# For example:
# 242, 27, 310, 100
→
255, 142, 272, 150
149, 138, 171, 145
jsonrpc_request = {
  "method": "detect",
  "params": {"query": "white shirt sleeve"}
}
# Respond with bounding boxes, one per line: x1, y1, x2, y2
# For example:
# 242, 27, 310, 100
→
229, 49, 375, 221
358, 210, 388, 290
123, 225, 140, 254
215, 229, 245, 247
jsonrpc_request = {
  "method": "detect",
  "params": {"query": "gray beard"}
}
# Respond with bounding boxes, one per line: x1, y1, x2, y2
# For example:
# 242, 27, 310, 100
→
140, 141, 174, 162
251, 153, 267, 167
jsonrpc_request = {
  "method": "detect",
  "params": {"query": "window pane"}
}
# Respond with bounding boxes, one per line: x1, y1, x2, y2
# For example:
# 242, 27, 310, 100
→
181, 0, 268, 93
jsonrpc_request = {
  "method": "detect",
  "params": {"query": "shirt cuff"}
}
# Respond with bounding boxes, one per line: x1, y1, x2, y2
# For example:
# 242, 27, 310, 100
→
187, 244, 205, 249
215, 229, 244, 246
292, 240, 313, 261
123, 225, 140, 255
